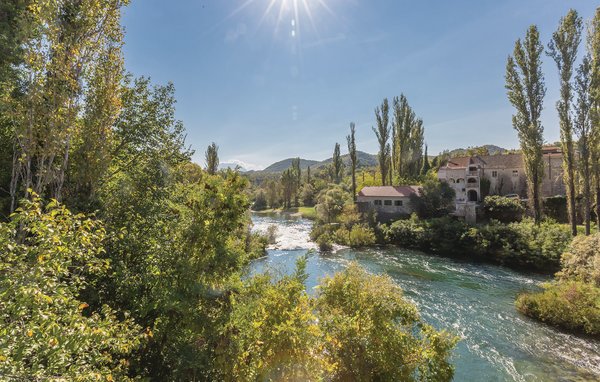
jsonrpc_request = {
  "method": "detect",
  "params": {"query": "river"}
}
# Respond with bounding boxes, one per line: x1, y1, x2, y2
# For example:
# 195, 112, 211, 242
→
250, 213, 600, 382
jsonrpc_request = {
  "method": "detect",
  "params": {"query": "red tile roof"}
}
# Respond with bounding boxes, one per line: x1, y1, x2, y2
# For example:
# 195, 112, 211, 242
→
358, 186, 420, 198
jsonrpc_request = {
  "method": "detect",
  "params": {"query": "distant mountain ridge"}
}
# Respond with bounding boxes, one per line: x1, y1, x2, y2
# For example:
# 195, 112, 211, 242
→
260, 151, 377, 173
255, 145, 508, 174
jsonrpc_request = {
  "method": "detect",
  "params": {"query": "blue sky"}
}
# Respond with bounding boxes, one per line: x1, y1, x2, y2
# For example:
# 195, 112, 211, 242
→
122, 0, 598, 170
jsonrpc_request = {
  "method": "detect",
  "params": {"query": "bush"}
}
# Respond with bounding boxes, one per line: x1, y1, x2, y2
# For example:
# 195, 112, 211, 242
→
544, 196, 568, 223
516, 281, 600, 337
558, 233, 600, 286
316, 264, 458, 381
483, 195, 525, 223
348, 224, 376, 248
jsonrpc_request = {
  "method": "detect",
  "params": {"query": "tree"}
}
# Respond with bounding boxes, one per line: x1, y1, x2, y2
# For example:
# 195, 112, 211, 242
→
205, 142, 219, 175
373, 98, 391, 185
0, 197, 142, 380
316, 264, 457, 381
8, 0, 128, 210
410, 179, 456, 219
292, 157, 302, 206
547, 9, 583, 236
331, 142, 344, 184
574, 55, 593, 235
590, 7, 600, 232
421, 145, 431, 175
505, 25, 546, 223
315, 184, 350, 223
346, 122, 358, 201
219, 257, 324, 381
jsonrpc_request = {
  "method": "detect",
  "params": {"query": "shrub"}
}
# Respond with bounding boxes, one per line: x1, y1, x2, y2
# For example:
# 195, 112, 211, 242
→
544, 196, 568, 223
516, 281, 600, 337
483, 195, 525, 223
0, 198, 143, 380
220, 257, 325, 380
348, 224, 376, 248
316, 232, 334, 251
316, 264, 458, 381
558, 233, 600, 286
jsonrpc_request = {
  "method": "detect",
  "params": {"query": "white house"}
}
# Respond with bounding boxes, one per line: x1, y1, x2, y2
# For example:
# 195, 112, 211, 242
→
356, 185, 420, 221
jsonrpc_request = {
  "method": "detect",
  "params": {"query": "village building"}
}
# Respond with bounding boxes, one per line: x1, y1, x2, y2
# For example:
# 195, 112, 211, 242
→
437, 147, 565, 218
356, 185, 420, 221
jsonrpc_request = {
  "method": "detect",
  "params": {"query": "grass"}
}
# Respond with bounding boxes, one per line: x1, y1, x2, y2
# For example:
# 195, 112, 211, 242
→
252, 206, 317, 220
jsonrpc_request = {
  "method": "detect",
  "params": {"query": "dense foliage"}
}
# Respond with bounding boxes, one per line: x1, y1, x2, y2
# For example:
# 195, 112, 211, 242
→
382, 216, 571, 272
483, 195, 525, 223
516, 234, 600, 337
0, 198, 143, 380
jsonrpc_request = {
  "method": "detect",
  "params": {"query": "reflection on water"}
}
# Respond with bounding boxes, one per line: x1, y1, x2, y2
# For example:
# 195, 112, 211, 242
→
250, 213, 600, 382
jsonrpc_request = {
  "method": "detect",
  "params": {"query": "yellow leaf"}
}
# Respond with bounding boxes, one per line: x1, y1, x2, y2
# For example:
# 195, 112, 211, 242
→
26, 330, 33, 337
79, 303, 89, 310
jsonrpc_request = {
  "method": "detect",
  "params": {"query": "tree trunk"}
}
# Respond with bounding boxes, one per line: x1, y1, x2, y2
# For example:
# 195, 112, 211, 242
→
567, 162, 577, 236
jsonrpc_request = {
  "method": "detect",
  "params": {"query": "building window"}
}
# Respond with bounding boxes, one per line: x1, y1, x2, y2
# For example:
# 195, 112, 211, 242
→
492, 171, 498, 178
384, 200, 392, 206
512, 170, 518, 177
374, 200, 382, 206
394, 200, 403, 206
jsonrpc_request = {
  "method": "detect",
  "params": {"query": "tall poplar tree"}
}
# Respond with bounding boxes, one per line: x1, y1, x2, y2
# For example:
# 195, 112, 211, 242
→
505, 25, 546, 223
590, 7, 600, 232
373, 98, 391, 185
346, 122, 358, 202
205, 142, 219, 175
574, 55, 593, 235
331, 142, 344, 184
547, 9, 582, 236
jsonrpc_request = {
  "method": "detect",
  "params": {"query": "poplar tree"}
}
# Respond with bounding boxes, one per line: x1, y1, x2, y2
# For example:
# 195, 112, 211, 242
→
346, 122, 358, 202
590, 7, 600, 232
8, 0, 128, 210
373, 99, 391, 185
505, 25, 546, 223
574, 55, 593, 235
205, 142, 219, 175
547, 9, 583, 236
331, 142, 344, 184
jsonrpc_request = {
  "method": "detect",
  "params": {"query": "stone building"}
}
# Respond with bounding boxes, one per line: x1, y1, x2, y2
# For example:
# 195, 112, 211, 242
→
437, 147, 565, 217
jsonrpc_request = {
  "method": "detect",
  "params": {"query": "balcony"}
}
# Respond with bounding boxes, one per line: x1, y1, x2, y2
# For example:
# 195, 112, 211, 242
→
467, 170, 479, 176
466, 182, 479, 189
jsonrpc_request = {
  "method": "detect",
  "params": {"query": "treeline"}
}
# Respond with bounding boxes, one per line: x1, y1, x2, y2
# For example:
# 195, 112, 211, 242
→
251, 96, 429, 210
505, 9, 600, 234
0, 1, 456, 380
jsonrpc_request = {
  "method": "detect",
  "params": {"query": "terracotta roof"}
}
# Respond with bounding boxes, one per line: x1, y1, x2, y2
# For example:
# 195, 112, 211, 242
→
358, 186, 420, 198
445, 157, 470, 168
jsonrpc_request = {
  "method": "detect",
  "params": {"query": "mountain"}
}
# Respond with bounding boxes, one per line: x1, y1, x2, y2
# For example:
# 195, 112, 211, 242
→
262, 158, 320, 173
260, 151, 378, 174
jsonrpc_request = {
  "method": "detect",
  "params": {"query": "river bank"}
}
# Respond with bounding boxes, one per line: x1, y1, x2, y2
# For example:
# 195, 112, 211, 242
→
251, 213, 600, 381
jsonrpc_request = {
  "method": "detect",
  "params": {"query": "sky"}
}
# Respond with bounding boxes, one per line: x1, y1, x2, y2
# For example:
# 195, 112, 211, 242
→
121, 0, 599, 170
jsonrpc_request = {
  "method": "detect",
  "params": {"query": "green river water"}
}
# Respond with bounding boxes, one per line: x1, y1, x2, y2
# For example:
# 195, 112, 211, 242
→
250, 214, 600, 382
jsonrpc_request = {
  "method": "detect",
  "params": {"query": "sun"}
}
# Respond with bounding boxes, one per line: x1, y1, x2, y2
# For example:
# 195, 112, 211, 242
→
230, 0, 335, 39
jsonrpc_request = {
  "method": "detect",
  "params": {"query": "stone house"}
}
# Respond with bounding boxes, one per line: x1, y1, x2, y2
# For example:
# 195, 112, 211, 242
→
356, 185, 420, 221
437, 147, 565, 218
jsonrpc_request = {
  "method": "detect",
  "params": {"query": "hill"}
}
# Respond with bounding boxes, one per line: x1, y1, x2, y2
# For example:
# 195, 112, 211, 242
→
260, 151, 377, 174
445, 144, 507, 157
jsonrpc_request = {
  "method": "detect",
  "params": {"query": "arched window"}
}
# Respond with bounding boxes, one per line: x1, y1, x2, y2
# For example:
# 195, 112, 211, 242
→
467, 177, 477, 183
467, 190, 478, 202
